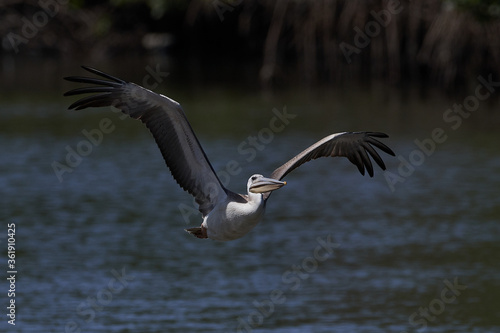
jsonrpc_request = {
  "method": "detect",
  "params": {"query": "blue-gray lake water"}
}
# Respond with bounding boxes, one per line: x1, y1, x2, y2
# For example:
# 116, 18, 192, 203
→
1, 66, 500, 332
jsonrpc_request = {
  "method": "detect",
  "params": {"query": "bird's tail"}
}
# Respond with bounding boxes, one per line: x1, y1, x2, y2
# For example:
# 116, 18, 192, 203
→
185, 227, 208, 239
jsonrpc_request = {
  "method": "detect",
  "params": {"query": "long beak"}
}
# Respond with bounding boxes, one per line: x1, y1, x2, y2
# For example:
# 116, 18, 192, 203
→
249, 177, 286, 193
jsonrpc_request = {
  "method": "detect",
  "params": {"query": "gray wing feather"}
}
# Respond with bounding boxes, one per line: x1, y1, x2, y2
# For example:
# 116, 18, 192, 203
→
264, 132, 395, 200
64, 66, 227, 216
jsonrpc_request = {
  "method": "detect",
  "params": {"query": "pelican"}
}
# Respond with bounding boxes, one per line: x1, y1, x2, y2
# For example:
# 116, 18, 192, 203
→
64, 66, 395, 241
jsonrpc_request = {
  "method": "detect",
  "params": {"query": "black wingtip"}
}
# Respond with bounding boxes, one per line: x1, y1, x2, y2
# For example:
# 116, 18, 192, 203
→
84, 66, 125, 83
366, 132, 396, 157
360, 131, 395, 176
63, 66, 125, 104
64, 65, 125, 84
367, 132, 389, 138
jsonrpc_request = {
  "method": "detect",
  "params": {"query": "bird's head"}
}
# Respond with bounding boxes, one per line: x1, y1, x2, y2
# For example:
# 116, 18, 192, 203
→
247, 174, 286, 194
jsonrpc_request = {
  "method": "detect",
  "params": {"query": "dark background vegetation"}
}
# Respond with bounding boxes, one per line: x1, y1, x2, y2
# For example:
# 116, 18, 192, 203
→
2, 0, 500, 93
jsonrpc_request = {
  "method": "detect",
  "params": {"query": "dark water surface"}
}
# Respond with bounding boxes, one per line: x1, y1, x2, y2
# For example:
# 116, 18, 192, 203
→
1, 69, 500, 332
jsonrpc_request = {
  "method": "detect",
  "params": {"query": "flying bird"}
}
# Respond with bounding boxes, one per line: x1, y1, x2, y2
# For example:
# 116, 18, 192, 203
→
64, 66, 395, 241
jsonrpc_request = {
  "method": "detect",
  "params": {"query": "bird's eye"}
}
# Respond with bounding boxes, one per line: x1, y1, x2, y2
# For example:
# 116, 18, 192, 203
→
251, 176, 257, 181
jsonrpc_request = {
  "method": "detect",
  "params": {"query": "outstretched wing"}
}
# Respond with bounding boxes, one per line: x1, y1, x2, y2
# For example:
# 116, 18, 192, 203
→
264, 132, 395, 199
64, 66, 227, 216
